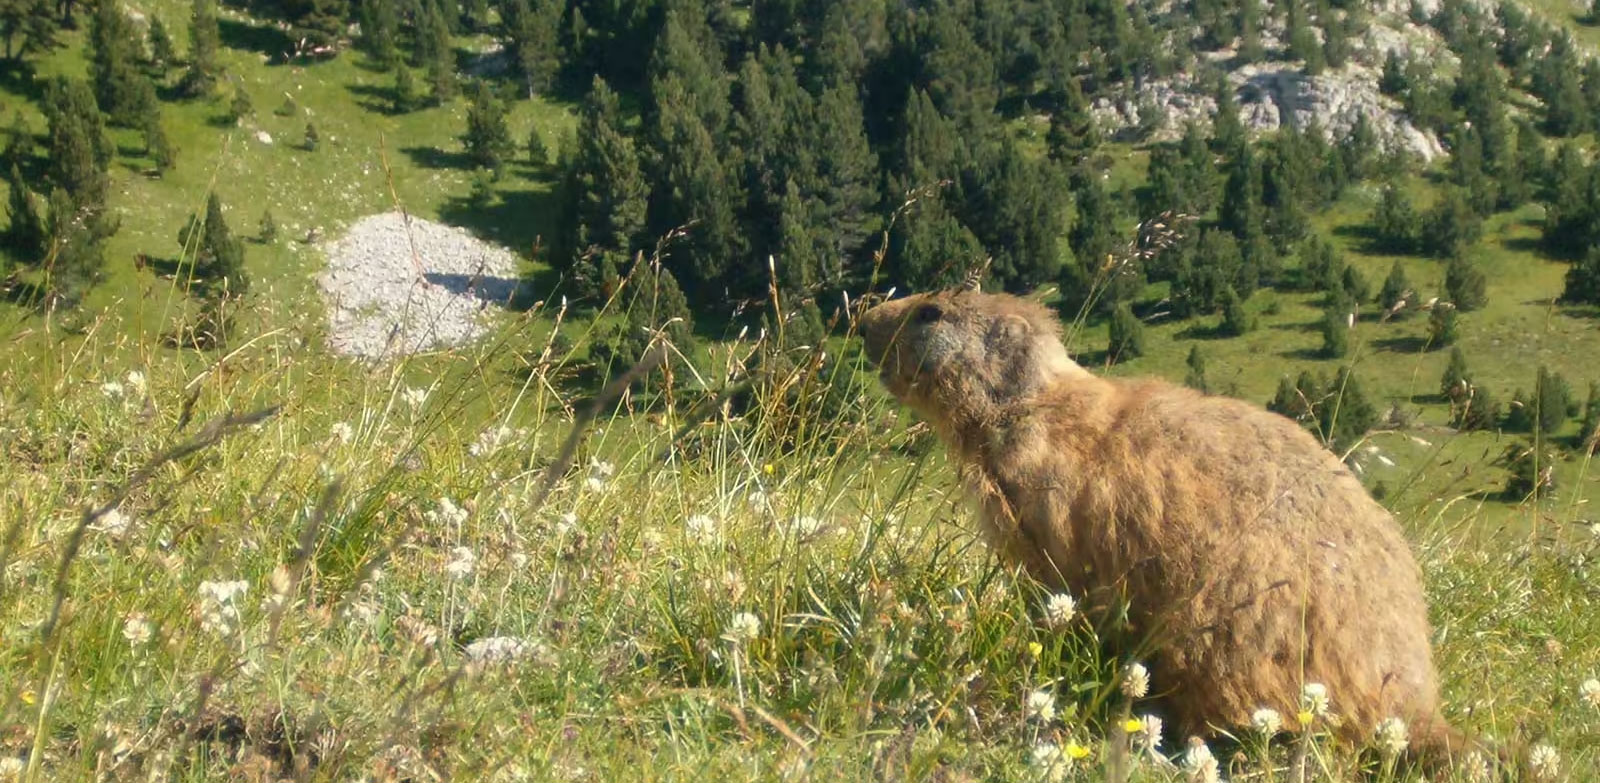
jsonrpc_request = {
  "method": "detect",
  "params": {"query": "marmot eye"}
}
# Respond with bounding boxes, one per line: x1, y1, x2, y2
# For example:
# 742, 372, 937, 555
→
913, 304, 943, 323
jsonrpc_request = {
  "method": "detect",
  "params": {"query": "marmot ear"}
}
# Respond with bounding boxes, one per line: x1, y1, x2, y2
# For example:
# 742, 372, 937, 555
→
989, 313, 1032, 345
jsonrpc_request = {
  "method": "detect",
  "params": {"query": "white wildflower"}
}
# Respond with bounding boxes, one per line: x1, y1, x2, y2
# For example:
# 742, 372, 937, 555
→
1528, 744, 1560, 781
330, 421, 354, 444
342, 600, 382, 627
94, 508, 134, 538
1460, 751, 1493, 783
426, 497, 469, 527
197, 580, 249, 638
1029, 743, 1072, 782
101, 380, 125, 398
1134, 714, 1163, 753
554, 512, 577, 536
469, 426, 514, 458
1120, 661, 1150, 699
464, 636, 536, 664
789, 515, 822, 537
1183, 737, 1220, 783
122, 614, 154, 647
1580, 678, 1600, 709
1252, 708, 1283, 736
261, 565, 292, 614
1025, 688, 1057, 722
0, 756, 24, 780
1374, 717, 1409, 756
445, 546, 476, 580
510, 551, 529, 570
1044, 593, 1077, 628
586, 458, 614, 491
125, 370, 147, 396
402, 386, 430, 410
685, 514, 719, 545
1301, 682, 1331, 718
747, 488, 771, 512
723, 612, 761, 644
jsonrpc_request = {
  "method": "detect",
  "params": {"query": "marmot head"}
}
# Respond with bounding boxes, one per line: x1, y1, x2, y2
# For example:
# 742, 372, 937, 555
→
858, 289, 1083, 425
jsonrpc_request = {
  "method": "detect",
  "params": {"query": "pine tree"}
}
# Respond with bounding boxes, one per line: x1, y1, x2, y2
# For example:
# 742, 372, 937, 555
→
3, 111, 31, 170
1, 0, 59, 61
507, 0, 561, 97
88, 0, 151, 125
1220, 143, 1264, 240
1107, 300, 1145, 362
1534, 366, 1573, 438
1427, 303, 1458, 348
180, 0, 221, 98
44, 186, 111, 304
1455, 382, 1500, 431
1444, 256, 1488, 311
1562, 245, 1600, 305
425, 2, 456, 103
303, 122, 319, 151
147, 15, 175, 72
42, 77, 113, 212
1321, 301, 1352, 358
1372, 185, 1420, 253
1441, 346, 1471, 401
558, 77, 647, 298
1218, 285, 1253, 336
1340, 264, 1371, 304
181, 193, 248, 296
1379, 260, 1411, 313
259, 208, 277, 242
391, 64, 417, 113
527, 127, 548, 166
142, 106, 175, 173
1320, 367, 1378, 453
462, 81, 514, 175
1380, 51, 1409, 96
228, 88, 254, 123
1422, 188, 1482, 258
1183, 345, 1210, 393
1269, 375, 1313, 421
361, 0, 398, 69
3, 163, 43, 262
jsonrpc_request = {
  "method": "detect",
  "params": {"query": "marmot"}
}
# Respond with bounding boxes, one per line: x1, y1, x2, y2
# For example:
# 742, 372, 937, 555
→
859, 288, 1472, 762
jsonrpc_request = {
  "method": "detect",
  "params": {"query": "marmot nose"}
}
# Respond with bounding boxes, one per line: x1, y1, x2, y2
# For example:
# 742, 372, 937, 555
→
858, 302, 896, 367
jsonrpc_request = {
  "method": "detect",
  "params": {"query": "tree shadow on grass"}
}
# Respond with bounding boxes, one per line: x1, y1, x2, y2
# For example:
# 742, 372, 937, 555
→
1499, 235, 1544, 254
1370, 335, 1431, 353
218, 18, 296, 63
344, 83, 402, 116
1280, 346, 1330, 360
437, 187, 563, 308
401, 145, 474, 170
1329, 223, 1390, 256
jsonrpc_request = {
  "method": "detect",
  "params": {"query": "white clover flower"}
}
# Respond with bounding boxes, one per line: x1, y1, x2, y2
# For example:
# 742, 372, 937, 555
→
330, 421, 354, 444
1134, 714, 1163, 753
426, 497, 469, 527
122, 615, 153, 646
1301, 682, 1330, 718
1580, 678, 1600, 710
585, 458, 615, 491
1120, 662, 1150, 699
510, 551, 529, 570
0, 756, 23, 779
1528, 744, 1560, 781
1251, 708, 1283, 736
197, 580, 249, 638
1183, 737, 1220, 783
685, 514, 718, 545
1374, 717, 1408, 756
445, 546, 476, 580
94, 508, 134, 539
101, 380, 125, 398
1044, 593, 1077, 628
402, 386, 430, 410
554, 512, 577, 536
1024, 688, 1057, 722
789, 515, 822, 537
724, 612, 761, 644
1028, 742, 1072, 783
125, 370, 147, 396
1460, 751, 1493, 783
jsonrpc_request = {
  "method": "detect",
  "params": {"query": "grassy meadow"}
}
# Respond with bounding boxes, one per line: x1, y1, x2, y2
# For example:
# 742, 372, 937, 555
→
3, 2, 1600, 781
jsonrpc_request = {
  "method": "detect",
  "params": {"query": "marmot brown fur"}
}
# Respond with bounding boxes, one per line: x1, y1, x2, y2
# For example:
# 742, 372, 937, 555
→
859, 288, 1474, 763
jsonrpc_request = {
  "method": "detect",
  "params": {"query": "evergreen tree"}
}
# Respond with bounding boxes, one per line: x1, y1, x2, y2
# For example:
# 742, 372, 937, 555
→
88, 0, 151, 125
1107, 300, 1145, 362
180, 192, 248, 296
1289, 10, 1324, 74
1372, 184, 1420, 253
1427, 303, 1458, 347
1379, 260, 1411, 313
527, 127, 548, 166
3, 163, 43, 262
1269, 375, 1314, 421
1379, 51, 1409, 96
888, 198, 984, 292
1541, 142, 1599, 258
1444, 256, 1488, 311
3, 111, 31, 171
259, 208, 277, 242
1421, 188, 1481, 258
1562, 245, 1600, 305
1534, 366, 1574, 438
425, 2, 456, 103
1454, 382, 1500, 431
1534, 35, 1587, 137
42, 77, 113, 213
361, 0, 398, 69
1218, 285, 1253, 336
1, 0, 59, 61
142, 107, 175, 173
506, 0, 562, 97
642, 73, 744, 294
303, 122, 319, 151
1210, 77, 1245, 156
1183, 345, 1209, 393
147, 16, 175, 72
1578, 381, 1599, 454
1321, 301, 1352, 358
1505, 388, 1535, 433
391, 64, 418, 113
1503, 441, 1556, 499
228, 87, 254, 123
462, 81, 514, 175
1340, 264, 1371, 304
1440, 346, 1471, 401
1220, 143, 1264, 241
1320, 368, 1378, 453
180, 0, 221, 97
43, 186, 112, 304
558, 77, 648, 298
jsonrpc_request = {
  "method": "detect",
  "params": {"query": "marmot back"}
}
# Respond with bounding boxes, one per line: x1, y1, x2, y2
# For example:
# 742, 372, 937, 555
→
859, 288, 1475, 766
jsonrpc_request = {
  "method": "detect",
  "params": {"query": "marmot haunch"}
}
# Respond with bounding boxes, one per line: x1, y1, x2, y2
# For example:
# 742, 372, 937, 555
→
859, 288, 1474, 763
